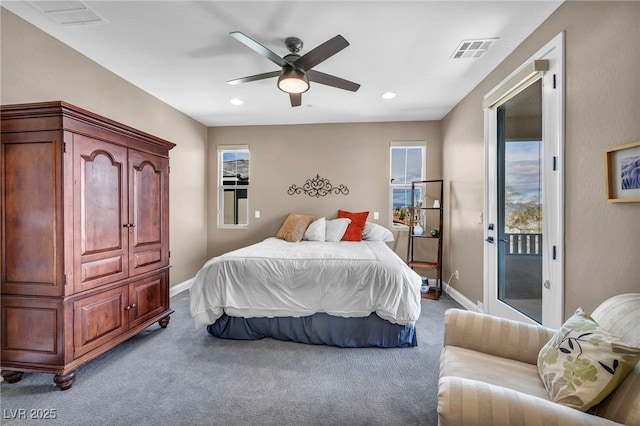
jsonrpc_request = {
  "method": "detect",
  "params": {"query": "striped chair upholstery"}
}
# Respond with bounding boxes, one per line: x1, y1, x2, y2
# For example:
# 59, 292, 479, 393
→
590, 294, 640, 423
438, 293, 640, 426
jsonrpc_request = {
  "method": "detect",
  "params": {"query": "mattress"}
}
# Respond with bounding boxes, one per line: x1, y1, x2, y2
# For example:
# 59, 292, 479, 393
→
190, 237, 422, 328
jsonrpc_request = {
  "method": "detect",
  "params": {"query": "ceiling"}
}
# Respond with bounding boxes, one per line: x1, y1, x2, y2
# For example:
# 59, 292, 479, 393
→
2, 1, 563, 127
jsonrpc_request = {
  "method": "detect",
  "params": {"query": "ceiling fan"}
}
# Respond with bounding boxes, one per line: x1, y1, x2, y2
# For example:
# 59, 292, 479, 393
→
227, 32, 361, 107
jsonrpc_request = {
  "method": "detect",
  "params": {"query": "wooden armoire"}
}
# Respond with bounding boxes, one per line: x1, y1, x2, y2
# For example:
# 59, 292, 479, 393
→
1, 101, 175, 390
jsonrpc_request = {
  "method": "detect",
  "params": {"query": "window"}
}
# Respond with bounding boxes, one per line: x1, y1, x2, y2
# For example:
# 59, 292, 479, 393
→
218, 145, 249, 227
390, 142, 425, 229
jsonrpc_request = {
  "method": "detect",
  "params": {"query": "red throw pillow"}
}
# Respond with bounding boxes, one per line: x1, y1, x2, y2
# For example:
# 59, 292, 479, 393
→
337, 210, 369, 241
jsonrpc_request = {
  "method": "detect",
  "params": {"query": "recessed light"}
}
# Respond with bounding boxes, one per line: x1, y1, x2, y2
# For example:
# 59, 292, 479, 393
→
230, 98, 244, 106
382, 92, 396, 99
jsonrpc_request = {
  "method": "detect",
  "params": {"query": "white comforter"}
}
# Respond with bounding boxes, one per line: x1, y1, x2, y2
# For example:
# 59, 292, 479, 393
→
190, 238, 422, 327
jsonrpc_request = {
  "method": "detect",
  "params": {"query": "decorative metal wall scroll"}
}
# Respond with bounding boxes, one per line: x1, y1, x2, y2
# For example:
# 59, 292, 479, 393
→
288, 174, 349, 198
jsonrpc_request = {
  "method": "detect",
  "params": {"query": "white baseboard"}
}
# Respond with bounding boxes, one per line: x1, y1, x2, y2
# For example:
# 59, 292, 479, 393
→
170, 278, 193, 297
440, 280, 480, 312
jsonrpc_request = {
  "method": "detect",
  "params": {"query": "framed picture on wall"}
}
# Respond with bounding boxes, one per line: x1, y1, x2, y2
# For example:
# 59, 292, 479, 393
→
605, 140, 640, 202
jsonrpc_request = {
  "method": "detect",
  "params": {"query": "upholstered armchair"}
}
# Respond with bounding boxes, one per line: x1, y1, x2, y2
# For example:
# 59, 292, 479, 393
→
438, 293, 640, 425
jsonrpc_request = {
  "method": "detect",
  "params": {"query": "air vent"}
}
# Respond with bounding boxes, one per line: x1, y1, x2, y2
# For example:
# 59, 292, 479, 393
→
451, 38, 497, 59
30, 1, 106, 25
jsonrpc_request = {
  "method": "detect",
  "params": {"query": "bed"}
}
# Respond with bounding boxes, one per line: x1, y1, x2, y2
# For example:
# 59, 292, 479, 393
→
190, 236, 422, 348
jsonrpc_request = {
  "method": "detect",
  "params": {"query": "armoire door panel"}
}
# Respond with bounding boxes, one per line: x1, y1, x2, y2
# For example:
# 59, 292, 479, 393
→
128, 150, 168, 276
1, 133, 63, 296
131, 159, 162, 244
73, 286, 128, 357
128, 271, 168, 329
80, 256, 124, 283
73, 135, 129, 292
132, 250, 161, 269
3, 304, 57, 353
1, 296, 64, 365
79, 146, 125, 254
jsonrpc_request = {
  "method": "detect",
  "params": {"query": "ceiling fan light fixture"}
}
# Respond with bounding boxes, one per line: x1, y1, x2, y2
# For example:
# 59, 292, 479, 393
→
277, 67, 309, 94
228, 32, 358, 106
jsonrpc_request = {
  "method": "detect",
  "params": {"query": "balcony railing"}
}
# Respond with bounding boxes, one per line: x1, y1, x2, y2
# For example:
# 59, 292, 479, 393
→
504, 233, 541, 255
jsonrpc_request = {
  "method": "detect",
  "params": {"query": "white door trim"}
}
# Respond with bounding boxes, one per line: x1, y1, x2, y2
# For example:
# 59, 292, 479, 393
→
484, 32, 565, 328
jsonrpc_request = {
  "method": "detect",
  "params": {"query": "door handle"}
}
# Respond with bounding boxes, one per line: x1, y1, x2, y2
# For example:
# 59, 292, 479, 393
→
485, 237, 494, 243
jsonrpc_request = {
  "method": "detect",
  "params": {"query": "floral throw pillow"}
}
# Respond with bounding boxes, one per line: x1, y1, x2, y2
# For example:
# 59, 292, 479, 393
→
537, 307, 640, 412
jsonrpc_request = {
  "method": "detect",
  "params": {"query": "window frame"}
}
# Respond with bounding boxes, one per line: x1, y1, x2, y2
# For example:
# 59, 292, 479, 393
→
218, 145, 250, 229
389, 141, 426, 231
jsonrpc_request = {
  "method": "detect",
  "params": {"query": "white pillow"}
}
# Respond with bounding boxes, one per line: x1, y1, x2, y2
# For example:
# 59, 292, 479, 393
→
304, 217, 326, 241
325, 218, 351, 242
361, 222, 394, 242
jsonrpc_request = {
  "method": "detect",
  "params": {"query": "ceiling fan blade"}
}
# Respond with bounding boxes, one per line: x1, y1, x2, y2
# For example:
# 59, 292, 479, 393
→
295, 35, 349, 71
229, 31, 292, 68
227, 71, 280, 85
290, 93, 302, 107
307, 70, 360, 92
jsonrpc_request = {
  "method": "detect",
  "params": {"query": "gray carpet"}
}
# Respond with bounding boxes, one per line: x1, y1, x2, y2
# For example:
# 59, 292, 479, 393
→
1, 291, 461, 426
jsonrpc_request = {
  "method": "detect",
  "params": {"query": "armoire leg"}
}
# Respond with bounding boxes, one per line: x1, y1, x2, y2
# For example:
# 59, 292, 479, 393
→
53, 371, 76, 390
158, 315, 171, 328
1, 370, 24, 383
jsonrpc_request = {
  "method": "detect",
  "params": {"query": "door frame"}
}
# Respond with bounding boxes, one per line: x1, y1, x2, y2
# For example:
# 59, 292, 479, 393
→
483, 32, 565, 328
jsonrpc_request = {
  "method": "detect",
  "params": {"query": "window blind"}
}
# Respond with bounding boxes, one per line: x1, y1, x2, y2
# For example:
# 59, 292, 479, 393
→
482, 59, 549, 109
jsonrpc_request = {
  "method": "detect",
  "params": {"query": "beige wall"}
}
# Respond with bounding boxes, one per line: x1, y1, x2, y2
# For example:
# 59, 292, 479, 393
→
0, 9, 209, 286
3, 2, 638, 314
442, 1, 640, 316
207, 122, 442, 263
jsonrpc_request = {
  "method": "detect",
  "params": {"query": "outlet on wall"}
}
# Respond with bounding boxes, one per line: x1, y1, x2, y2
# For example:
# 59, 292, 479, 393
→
454, 270, 459, 280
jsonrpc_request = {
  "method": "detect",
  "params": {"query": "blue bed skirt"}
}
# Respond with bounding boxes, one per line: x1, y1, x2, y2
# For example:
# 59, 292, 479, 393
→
206, 312, 417, 348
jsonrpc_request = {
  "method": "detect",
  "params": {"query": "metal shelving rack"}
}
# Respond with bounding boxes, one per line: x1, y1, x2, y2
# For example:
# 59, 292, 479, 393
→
407, 179, 444, 300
